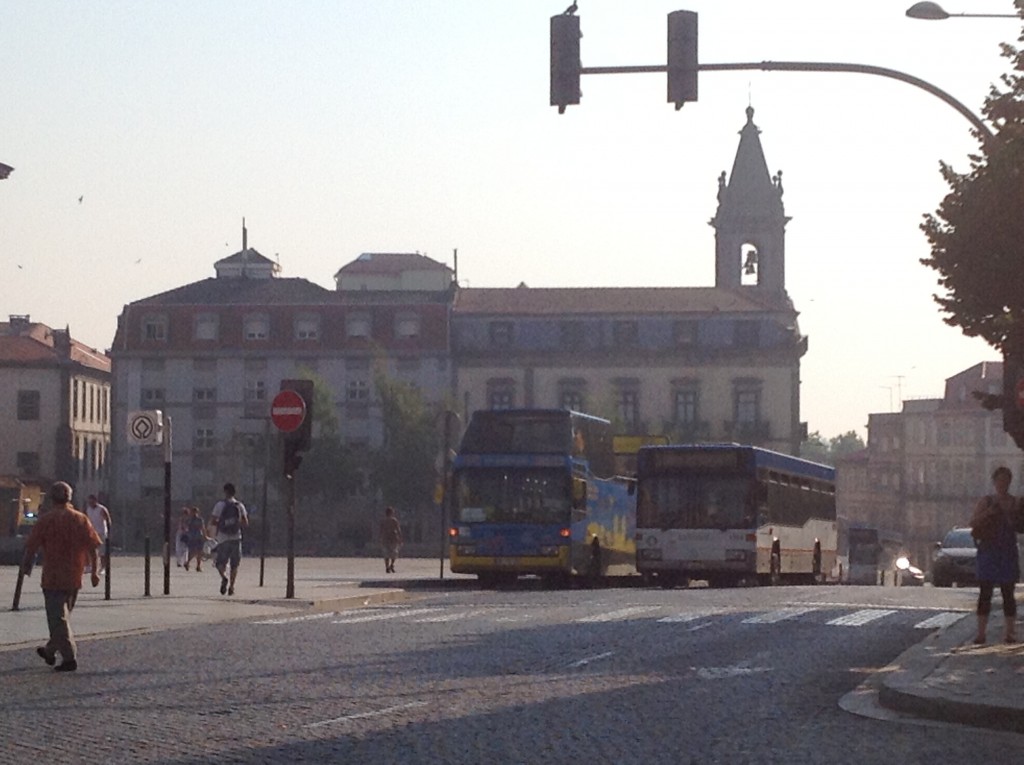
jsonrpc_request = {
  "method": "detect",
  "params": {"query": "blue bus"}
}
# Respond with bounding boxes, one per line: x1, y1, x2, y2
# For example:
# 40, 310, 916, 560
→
448, 409, 636, 585
635, 444, 836, 587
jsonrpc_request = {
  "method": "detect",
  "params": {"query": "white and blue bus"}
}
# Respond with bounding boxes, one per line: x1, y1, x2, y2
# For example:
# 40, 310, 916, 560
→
449, 409, 635, 585
634, 444, 837, 587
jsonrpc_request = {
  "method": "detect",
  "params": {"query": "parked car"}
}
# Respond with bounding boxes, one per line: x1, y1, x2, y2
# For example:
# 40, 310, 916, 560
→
931, 527, 977, 588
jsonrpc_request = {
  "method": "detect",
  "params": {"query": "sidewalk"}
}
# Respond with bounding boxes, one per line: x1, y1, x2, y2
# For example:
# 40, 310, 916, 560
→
0, 555, 470, 652
879, 609, 1024, 733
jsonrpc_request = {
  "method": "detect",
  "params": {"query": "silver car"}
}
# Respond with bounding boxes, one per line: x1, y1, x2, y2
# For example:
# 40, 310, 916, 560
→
931, 527, 977, 588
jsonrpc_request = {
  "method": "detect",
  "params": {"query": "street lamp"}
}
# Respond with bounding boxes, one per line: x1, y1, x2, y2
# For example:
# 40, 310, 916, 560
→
906, 2, 1018, 19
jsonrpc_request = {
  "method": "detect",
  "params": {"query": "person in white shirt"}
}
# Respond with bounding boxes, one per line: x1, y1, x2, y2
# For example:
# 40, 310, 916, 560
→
84, 495, 112, 573
209, 483, 248, 596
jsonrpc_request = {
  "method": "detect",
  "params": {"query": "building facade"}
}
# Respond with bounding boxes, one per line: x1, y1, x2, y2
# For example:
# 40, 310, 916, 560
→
0, 315, 112, 523
836, 362, 1022, 570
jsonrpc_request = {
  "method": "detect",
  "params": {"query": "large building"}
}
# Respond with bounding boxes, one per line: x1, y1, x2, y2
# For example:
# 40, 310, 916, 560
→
108, 107, 807, 553
453, 107, 806, 454
836, 361, 1021, 569
0, 315, 111, 528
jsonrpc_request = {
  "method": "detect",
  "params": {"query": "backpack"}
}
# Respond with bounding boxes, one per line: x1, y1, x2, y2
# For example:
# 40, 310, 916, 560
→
218, 499, 241, 536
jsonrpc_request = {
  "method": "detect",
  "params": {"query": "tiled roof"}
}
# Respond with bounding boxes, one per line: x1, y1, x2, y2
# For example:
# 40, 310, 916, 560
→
452, 286, 793, 316
128, 277, 334, 306
214, 248, 277, 267
335, 252, 452, 277
0, 328, 110, 373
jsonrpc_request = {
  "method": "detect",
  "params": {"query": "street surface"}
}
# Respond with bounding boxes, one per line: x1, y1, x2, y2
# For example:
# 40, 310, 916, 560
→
2, 582, 1022, 764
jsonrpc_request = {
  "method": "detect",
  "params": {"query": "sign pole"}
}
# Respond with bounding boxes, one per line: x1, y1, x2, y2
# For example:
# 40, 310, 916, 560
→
286, 469, 295, 598
162, 414, 172, 596
260, 417, 269, 588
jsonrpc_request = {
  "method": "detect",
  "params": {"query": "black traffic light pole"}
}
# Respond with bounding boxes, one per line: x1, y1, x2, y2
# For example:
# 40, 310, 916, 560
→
552, 9, 995, 146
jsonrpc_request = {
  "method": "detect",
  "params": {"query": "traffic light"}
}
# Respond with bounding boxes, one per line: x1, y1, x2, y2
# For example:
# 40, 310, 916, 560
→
550, 13, 581, 113
280, 379, 314, 476
1003, 350, 1024, 449
667, 10, 698, 110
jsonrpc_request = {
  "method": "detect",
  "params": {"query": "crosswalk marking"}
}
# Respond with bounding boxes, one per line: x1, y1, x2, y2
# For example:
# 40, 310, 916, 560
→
413, 608, 490, 623
332, 607, 436, 624
742, 607, 818, 624
658, 611, 721, 624
914, 612, 968, 630
576, 606, 662, 623
826, 609, 898, 627
254, 612, 337, 625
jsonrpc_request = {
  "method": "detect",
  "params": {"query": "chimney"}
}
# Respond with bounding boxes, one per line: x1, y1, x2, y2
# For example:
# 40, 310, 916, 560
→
8, 314, 30, 334
52, 326, 72, 359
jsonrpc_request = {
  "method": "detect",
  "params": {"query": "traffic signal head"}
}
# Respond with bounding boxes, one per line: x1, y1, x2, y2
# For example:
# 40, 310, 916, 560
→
667, 10, 698, 110
284, 441, 304, 479
550, 13, 581, 113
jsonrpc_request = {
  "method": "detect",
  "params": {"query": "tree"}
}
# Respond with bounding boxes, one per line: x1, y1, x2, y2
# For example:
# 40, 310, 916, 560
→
801, 431, 831, 464
829, 430, 865, 461
920, 4, 1024, 353
800, 430, 865, 466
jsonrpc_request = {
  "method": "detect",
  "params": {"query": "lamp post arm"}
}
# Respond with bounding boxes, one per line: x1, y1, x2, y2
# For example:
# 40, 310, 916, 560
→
581, 59, 995, 145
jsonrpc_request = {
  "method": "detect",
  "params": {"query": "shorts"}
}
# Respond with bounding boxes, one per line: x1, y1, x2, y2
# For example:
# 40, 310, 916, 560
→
215, 539, 242, 569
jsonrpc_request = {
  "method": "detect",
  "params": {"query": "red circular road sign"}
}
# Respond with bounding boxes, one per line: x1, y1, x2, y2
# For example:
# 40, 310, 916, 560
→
1016, 378, 1024, 411
271, 389, 307, 432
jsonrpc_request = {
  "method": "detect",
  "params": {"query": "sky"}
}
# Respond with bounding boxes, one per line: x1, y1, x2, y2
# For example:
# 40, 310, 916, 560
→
1, 0, 1020, 439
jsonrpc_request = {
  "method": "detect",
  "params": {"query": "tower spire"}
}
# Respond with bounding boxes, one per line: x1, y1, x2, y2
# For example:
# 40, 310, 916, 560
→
242, 217, 247, 251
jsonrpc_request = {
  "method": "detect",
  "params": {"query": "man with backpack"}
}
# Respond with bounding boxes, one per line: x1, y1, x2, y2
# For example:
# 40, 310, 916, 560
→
209, 483, 248, 596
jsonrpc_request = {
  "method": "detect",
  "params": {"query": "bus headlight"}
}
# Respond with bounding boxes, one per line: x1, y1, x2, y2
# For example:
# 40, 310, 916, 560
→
639, 548, 662, 561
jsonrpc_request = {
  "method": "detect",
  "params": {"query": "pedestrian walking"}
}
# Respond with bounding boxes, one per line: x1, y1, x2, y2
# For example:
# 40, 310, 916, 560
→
84, 494, 112, 573
20, 481, 102, 673
970, 465, 1022, 644
184, 506, 208, 572
380, 506, 403, 574
175, 506, 190, 567
209, 483, 248, 596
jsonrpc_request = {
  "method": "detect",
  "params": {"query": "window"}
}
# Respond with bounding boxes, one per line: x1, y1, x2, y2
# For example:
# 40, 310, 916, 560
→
616, 389, 639, 431
194, 428, 215, 450
733, 321, 760, 348
245, 380, 265, 402
560, 389, 584, 411
735, 389, 761, 424
142, 316, 167, 342
72, 380, 79, 419
17, 390, 40, 420
346, 314, 371, 338
673, 389, 699, 425
193, 387, 216, 402
347, 380, 370, 401
141, 388, 165, 406
294, 315, 320, 340
395, 313, 421, 339
560, 321, 584, 349
612, 321, 639, 347
16, 451, 40, 476
673, 320, 698, 346
194, 313, 218, 341
244, 314, 269, 340
489, 322, 514, 347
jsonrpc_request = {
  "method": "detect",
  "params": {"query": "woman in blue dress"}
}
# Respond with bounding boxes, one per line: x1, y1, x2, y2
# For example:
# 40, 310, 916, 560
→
970, 466, 1020, 644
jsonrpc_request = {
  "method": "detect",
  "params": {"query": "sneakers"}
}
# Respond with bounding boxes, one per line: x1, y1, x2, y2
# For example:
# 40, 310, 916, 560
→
36, 647, 55, 666
220, 576, 228, 595
54, 660, 78, 673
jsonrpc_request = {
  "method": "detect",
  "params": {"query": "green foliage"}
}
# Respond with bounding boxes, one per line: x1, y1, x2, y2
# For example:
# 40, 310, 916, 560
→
371, 367, 440, 511
920, 5, 1024, 352
801, 430, 865, 466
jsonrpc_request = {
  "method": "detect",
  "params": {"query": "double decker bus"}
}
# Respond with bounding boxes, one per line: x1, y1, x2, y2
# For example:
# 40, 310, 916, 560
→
635, 444, 836, 587
448, 409, 635, 585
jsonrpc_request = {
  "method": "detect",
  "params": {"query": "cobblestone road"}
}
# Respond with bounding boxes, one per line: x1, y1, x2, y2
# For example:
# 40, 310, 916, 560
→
1, 584, 1019, 764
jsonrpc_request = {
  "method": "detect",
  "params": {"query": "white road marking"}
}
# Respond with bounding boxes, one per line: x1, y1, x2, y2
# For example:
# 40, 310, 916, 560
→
576, 606, 662, 623
914, 612, 968, 630
304, 701, 428, 729
793, 601, 971, 613
332, 607, 436, 624
413, 609, 490, 623
742, 607, 818, 624
566, 651, 615, 669
254, 612, 337, 625
658, 611, 720, 624
695, 665, 772, 680
827, 609, 898, 627
688, 622, 713, 632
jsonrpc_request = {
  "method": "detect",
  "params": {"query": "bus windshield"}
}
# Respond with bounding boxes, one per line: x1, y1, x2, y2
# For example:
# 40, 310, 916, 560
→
454, 468, 571, 525
638, 474, 753, 530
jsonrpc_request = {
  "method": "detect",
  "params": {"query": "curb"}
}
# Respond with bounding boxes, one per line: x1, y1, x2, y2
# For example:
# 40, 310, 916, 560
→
878, 616, 1024, 734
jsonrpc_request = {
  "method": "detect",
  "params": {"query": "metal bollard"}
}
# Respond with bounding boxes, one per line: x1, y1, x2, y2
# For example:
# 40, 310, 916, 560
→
144, 536, 151, 597
104, 536, 111, 600
11, 566, 25, 611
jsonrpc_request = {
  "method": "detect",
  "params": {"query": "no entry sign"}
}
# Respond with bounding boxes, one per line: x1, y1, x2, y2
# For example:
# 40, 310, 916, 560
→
271, 389, 307, 432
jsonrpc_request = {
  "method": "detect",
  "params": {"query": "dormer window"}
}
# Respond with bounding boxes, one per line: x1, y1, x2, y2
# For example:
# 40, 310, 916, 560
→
142, 315, 167, 342
347, 313, 371, 338
395, 313, 421, 339
194, 313, 218, 341
294, 315, 320, 341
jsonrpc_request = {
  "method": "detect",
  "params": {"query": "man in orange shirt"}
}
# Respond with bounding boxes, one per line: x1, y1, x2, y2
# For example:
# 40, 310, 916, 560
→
21, 481, 101, 672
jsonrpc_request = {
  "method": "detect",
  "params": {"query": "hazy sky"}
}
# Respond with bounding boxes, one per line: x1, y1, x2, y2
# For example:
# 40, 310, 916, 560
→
1, 1, 1019, 438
